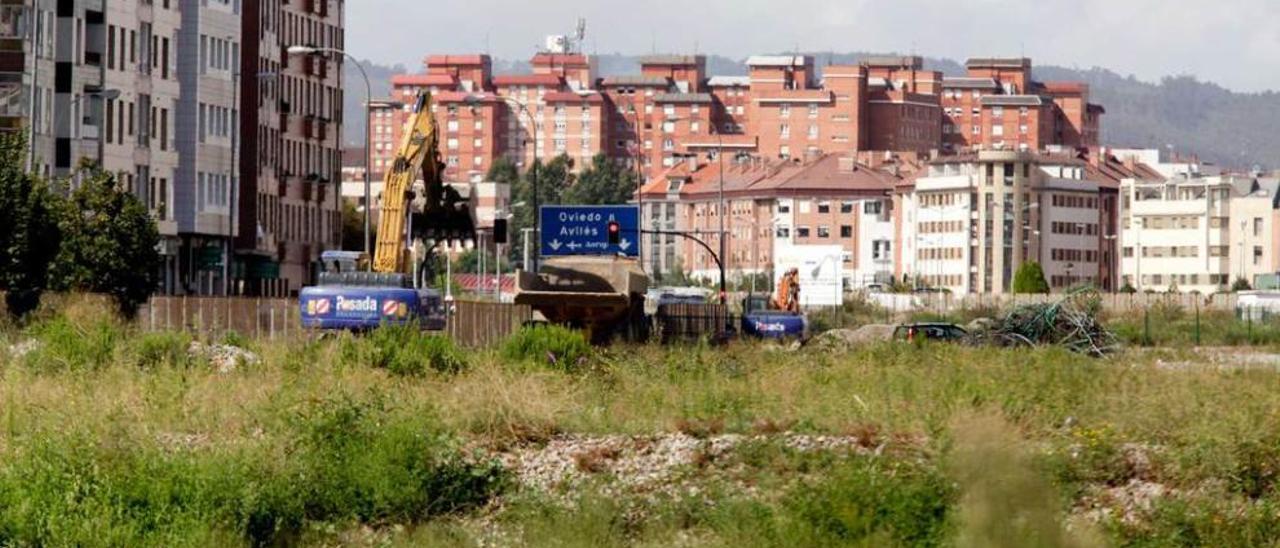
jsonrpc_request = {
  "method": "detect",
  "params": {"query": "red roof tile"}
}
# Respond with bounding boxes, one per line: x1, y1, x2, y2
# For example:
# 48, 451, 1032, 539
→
492, 74, 564, 86
424, 54, 489, 67
391, 73, 457, 87
542, 91, 604, 104
531, 53, 590, 66
1039, 81, 1088, 94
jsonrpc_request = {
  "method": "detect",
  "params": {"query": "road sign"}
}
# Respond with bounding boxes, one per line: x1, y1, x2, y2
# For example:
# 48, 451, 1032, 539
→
540, 205, 640, 257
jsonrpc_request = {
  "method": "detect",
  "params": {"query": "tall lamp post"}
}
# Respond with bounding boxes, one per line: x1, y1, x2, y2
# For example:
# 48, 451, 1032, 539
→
286, 45, 372, 256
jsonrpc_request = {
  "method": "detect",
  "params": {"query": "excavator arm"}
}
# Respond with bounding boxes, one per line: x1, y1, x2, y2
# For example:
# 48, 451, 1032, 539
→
372, 93, 476, 274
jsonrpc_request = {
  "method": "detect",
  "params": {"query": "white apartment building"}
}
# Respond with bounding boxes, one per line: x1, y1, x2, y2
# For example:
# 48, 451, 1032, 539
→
1120, 174, 1280, 293
905, 150, 1114, 294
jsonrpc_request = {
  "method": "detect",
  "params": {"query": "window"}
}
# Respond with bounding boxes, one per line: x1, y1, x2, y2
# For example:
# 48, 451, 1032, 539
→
780, 124, 790, 138
808, 104, 819, 118
840, 202, 854, 214
776, 226, 791, 238
817, 202, 830, 214
778, 202, 791, 214
972, 125, 980, 135
808, 125, 818, 139
840, 225, 853, 238
797, 226, 810, 238
864, 201, 883, 215
780, 104, 791, 117
992, 125, 1004, 137
446, 120, 458, 132
817, 226, 830, 238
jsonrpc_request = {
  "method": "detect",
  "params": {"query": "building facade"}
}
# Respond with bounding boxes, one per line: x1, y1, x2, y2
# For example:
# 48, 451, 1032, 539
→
903, 151, 1114, 294
237, 0, 344, 296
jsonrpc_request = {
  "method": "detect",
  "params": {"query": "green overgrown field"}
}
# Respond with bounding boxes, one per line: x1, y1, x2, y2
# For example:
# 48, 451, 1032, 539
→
6, 302, 1280, 546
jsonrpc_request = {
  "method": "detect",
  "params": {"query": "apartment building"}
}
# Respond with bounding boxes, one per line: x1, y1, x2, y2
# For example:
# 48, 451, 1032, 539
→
639, 154, 903, 286
941, 58, 1103, 153
237, 0, 344, 296
175, 0, 241, 295
1119, 171, 1280, 294
902, 150, 1116, 294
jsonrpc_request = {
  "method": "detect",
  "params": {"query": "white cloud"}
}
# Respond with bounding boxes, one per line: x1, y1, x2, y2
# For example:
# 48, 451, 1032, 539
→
347, 0, 1280, 91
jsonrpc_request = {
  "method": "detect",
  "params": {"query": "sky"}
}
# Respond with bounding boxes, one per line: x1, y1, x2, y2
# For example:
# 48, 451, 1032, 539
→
347, 0, 1280, 93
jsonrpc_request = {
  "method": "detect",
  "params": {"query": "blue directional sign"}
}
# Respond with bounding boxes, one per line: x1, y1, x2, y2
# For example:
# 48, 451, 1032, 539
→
540, 205, 640, 257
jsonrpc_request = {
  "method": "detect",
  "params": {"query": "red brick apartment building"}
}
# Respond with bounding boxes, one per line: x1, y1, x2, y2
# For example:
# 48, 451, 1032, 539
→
369, 52, 1101, 185
941, 58, 1103, 153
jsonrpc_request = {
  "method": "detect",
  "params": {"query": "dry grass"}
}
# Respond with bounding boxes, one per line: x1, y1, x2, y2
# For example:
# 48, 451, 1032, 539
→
9, 303, 1280, 545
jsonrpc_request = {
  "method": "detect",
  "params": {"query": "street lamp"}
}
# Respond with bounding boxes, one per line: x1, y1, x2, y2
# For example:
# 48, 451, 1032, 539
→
287, 45, 373, 257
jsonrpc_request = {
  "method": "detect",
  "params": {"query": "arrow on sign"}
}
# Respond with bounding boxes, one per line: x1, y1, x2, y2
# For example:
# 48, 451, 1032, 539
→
549, 239, 563, 251
619, 239, 632, 251
567, 242, 582, 251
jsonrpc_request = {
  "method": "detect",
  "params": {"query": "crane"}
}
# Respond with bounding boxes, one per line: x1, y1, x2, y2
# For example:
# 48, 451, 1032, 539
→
299, 93, 476, 330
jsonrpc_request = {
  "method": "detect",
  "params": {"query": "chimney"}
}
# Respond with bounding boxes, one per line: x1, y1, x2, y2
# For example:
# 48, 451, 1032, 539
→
838, 156, 856, 172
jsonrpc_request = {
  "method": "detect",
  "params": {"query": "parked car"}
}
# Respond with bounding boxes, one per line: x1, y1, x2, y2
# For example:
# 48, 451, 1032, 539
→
892, 323, 968, 342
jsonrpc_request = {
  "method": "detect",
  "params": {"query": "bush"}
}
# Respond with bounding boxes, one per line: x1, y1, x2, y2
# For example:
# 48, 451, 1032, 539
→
21, 313, 123, 371
130, 331, 196, 369
1012, 261, 1050, 294
501, 324, 593, 371
0, 394, 507, 546
364, 323, 468, 375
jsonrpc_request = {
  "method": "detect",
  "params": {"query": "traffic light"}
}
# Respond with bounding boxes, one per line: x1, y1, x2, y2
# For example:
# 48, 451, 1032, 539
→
493, 218, 508, 244
607, 220, 621, 245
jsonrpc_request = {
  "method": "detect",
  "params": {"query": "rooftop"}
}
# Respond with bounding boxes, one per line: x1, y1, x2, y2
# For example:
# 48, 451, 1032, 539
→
530, 53, 590, 66
966, 57, 1032, 69
746, 55, 810, 68
862, 55, 924, 69
653, 92, 714, 104
639, 54, 704, 66
942, 77, 1001, 90
707, 76, 751, 87
599, 75, 672, 87
391, 73, 458, 87
492, 73, 564, 86
543, 91, 605, 104
423, 54, 490, 67
981, 95, 1044, 107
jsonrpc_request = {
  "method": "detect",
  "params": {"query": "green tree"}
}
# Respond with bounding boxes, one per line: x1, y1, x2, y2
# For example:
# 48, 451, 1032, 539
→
1012, 261, 1050, 294
0, 134, 62, 319
1232, 277, 1253, 292
485, 157, 519, 187
562, 153, 638, 206
509, 154, 575, 266
50, 168, 161, 318
340, 200, 369, 252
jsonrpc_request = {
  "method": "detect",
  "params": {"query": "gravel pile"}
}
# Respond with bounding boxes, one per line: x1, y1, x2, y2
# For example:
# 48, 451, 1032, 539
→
6, 339, 40, 361
493, 432, 882, 495
808, 325, 895, 350
187, 341, 260, 373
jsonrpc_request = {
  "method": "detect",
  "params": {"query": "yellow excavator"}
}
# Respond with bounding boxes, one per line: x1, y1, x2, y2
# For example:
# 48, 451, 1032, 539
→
300, 93, 476, 330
